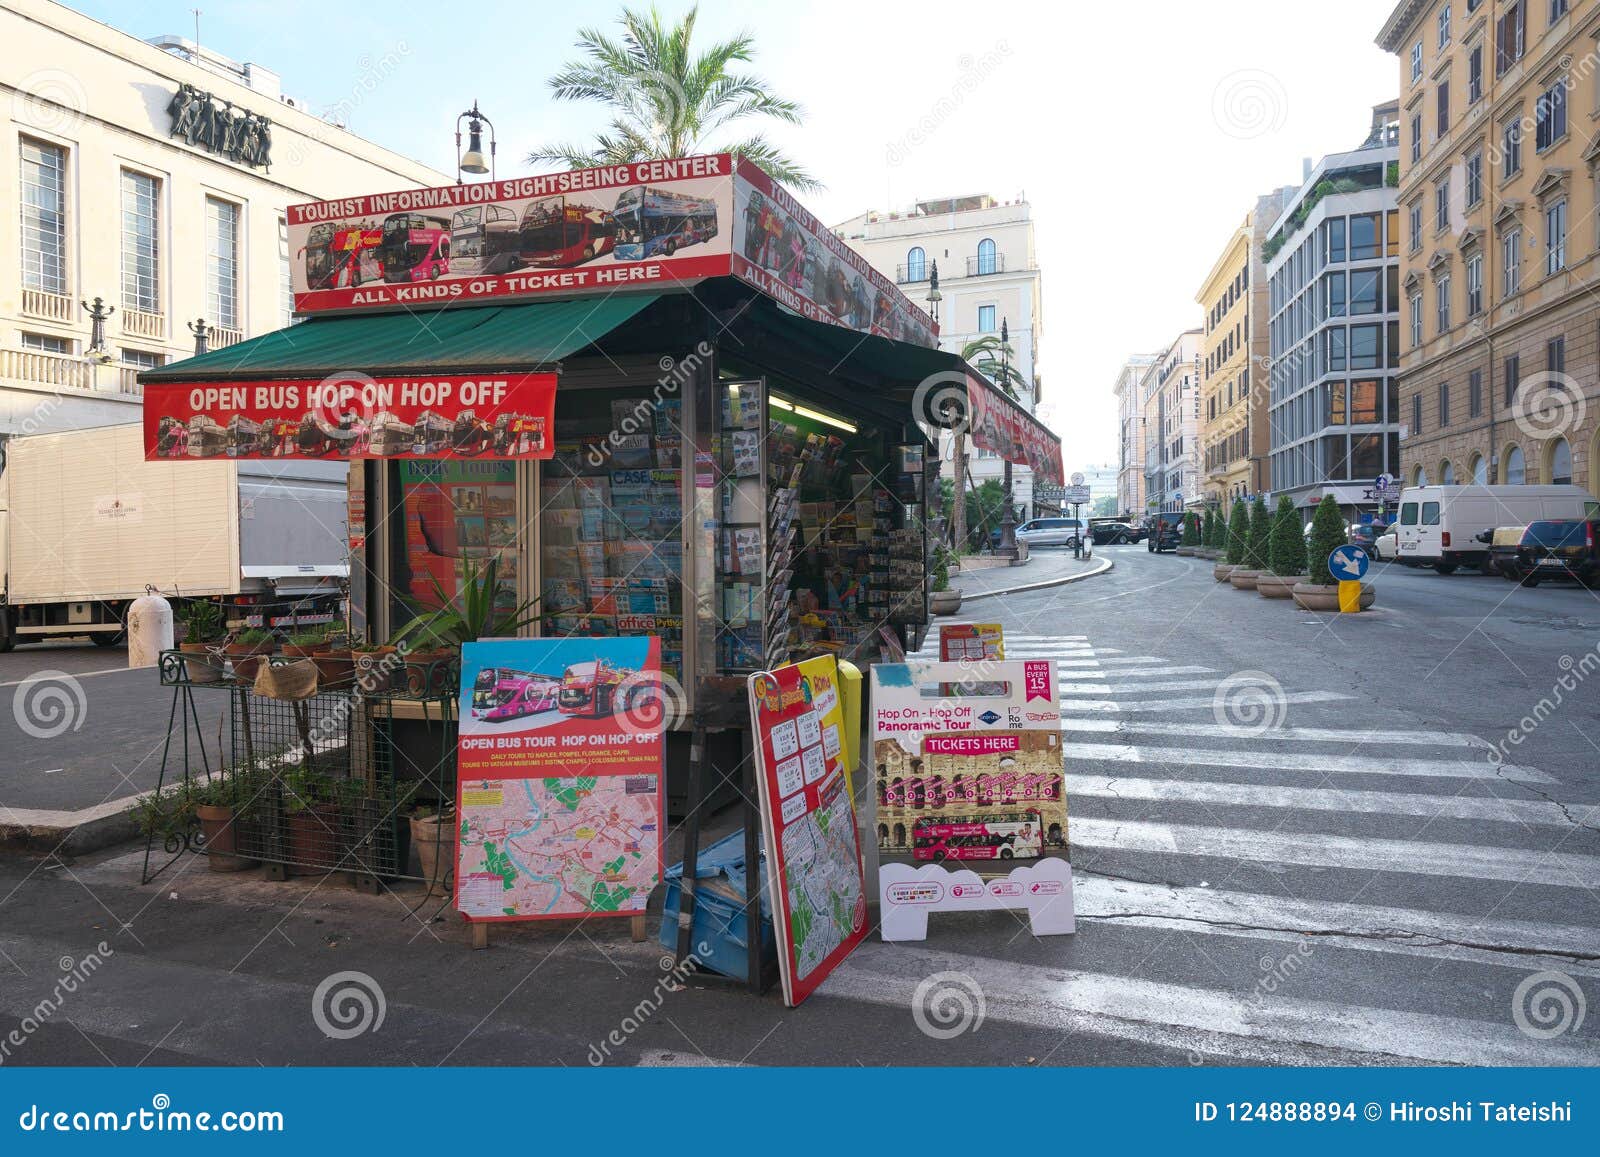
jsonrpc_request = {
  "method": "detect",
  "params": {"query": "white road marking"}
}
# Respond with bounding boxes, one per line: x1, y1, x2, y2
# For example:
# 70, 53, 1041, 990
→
1070, 816, 1600, 888
1057, 717, 1493, 748
0, 666, 132, 688
1045, 666, 1214, 680
1065, 772, 1580, 824
1058, 691, 1355, 714
1063, 740, 1548, 782
1057, 678, 1228, 694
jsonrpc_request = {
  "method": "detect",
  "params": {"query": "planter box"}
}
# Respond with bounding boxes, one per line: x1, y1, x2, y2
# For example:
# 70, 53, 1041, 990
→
1228, 569, 1263, 590
931, 590, 964, 616
1213, 563, 1237, 582
1174, 547, 1196, 556
1292, 582, 1376, 612
1255, 574, 1306, 600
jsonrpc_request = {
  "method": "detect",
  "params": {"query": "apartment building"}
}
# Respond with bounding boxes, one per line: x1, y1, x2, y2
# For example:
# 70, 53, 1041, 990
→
1377, 0, 1600, 490
1, 0, 446, 440
1140, 330, 1203, 515
1265, 106, 1406, 514
1113, 353, 1157, 516
1195, 187, 1297, 507
833, 195, 1044, 511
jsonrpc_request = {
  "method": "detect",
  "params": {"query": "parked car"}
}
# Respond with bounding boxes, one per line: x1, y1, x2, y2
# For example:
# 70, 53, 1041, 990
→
1372, 529, 1399, 561
1393, 485, 1598, 573
1146, 511, 1184, 553
1088, 517, 1139, 545
1015, 517, 1085, 548
1477, 525, 1528, 579
1350, 523, 1388, 555
1512, 519, 1599, 587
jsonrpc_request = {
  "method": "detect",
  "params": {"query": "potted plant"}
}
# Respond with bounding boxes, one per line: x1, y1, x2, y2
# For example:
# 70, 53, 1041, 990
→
1216, 499, 1247, 581
281, 761, 344, 876
281, 628, 331, 659
1176, 512, 1200, 556
408, 802, 454, 897
1257, 496, 1309, 599
1229, 497, 1272, 590
1294, 495, 1376, 611
177, 600, 226, 684
192, 767, 260, 872
226, 627, 277, 680
388, 557, 540, 694
135, 781, 197, 851
929, 547, 962, 616
350, 641, 399, 693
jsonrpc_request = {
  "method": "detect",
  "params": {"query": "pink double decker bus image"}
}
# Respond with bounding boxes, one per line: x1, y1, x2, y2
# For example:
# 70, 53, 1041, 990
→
912, 811, 1044, 863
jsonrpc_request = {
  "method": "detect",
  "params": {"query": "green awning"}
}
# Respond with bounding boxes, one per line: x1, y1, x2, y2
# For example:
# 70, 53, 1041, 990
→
141, 294, 663, 382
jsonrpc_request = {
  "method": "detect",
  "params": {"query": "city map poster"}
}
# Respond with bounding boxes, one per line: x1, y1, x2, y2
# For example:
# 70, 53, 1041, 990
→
453, 636, 666, 923
870, 660, 1074, 941
748, 655, 869, 1006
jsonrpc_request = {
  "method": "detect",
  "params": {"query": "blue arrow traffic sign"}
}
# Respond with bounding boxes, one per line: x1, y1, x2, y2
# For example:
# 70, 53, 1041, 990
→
1329, 544, 1370, 580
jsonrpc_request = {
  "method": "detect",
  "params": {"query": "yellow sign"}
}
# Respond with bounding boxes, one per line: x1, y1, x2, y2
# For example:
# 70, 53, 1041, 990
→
1338, 580, 1362, 613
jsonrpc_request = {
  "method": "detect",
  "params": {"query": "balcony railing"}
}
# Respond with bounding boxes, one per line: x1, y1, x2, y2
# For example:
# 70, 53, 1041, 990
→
896, 264, 930, 284
209, 325, 245, 349
966, 255, 1005, 276
122, 308, 165, 340
1, 348, 142, 396
21, 288, 73, 323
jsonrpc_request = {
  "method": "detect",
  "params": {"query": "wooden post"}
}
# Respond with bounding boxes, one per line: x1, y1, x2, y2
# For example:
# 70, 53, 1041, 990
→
471, 922, 489, 950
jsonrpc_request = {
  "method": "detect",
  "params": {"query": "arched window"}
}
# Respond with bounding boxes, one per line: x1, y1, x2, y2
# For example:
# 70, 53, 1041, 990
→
1505, 445, 1526, 485
1549, 437, 1573, 485
905, 246, 926, 282
976, 238, 997, 275
1470, 453, 1487, 484
1440, 460, 1454, 485
1412, 465, 1428, 486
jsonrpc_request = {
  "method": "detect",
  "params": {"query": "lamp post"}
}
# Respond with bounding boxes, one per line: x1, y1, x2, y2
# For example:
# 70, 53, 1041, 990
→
456, 101, 496, 184
996, 318, 1018, 558
929, 263, 965, 552
188, 317, 210, 356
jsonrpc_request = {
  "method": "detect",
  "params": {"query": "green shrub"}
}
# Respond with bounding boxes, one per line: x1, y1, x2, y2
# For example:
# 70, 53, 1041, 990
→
1225, 499, 1249, 565
1306, 494, 1350, 585
1181, 512, 1200, 547
1268, 495, 1305, 576
1243, 497, 1271, 570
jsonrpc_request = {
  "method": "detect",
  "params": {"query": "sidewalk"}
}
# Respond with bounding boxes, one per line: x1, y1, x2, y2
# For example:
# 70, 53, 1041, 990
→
953, 549, 1111, 600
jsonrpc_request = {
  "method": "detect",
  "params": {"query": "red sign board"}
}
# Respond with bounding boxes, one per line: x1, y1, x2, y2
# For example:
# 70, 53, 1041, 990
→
143, 372, 556, 461
968, 376, 1063, 484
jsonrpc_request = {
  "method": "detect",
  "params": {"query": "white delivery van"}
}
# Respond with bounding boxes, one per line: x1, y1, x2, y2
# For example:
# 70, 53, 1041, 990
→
1393, 484, 1599, 572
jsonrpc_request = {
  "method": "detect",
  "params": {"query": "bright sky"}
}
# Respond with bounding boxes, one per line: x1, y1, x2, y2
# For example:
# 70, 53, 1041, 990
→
72, 0, 1400, 473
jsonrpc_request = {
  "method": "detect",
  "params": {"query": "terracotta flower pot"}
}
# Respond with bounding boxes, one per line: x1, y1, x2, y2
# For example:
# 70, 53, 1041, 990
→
401, 647, 457, 696
179, 641, 224, 683
1255, 574, 1307, 599
281, 642, 328, 659
225, 639, 277, 680
1213, 563, 1237, 582
1228, 569, 1263, 590
315, 649, 355, 688
409, 813, 454, 896
285, 805, 343, 875
351, 646, 399, 693
1291, 582, 1377, 612
195, 802, 256, 872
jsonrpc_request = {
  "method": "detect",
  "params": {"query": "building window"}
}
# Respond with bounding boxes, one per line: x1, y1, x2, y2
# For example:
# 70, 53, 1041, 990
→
1326, 271, 1347, 316
1465, 150, 1483, 206
1412, 40, 1424, 83
1351, 324, 1382, 369
1466, 252, 1483, 315
905, 246, 926, 282
1549, 437, 1572, 485
1505, 444, 1526, 484
975, 238, 996, 275
21, 332, 69, 354
1329, 217, 1347, 262
1439, 382, 1451, 426
1410, 113, 1423, 163
1412, 392, 1423, 435
1551, 0, 1569, 22
1434, 180, 1450, 232
1548, 334, 1565, 375
1350, 214, 1380, 260
278, 217, 293, 329
1469, 368, 1483, 417
1441, 460, 1455, 485
205, 196, 241, 331
1436, 273, 1452, 333
1350, 268, 1380, 314
120, 170, 160, 314
1496, 2, 1526, 76
1502, 228, 1521, 295
121, 348, 164, 371
977, 304, 996, 333
1328, 326, 1348, 371
1436, 81, 1451, 138
1545, 198, 1567, 274
1502, 119, 1523, 176
1504, 353, 1520, 405
1470, 452, 1488, 483
1468, 44, 1484, 103
1535, 80, 1568, 151
20, 137, 67, 295
1438, 4, 1452, 46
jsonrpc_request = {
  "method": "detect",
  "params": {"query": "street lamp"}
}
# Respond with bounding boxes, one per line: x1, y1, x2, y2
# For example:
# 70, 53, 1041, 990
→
188, 317, 211, 356
925, 260, 941, 325
456, 101, 496, 183
996, 318, 1018, 557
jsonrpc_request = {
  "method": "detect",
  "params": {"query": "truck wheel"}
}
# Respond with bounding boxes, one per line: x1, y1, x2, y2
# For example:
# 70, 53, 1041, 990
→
1434, 564, 1458, 575
1520, 576, 1540, 588
91, 632, 124, 647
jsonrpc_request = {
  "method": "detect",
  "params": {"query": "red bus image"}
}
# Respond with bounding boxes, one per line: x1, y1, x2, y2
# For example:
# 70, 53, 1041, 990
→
518, 196, 616, 267
472, 668, 561, 722
304, 223, 382, 289
912, 811, 1044, 862
378, 212, 450, 282
613, 186, 717, 260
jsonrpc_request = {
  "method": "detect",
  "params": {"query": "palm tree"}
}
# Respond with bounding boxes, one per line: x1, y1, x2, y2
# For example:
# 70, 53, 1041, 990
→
528, 4, 819, 191
961, 333, 1026, 400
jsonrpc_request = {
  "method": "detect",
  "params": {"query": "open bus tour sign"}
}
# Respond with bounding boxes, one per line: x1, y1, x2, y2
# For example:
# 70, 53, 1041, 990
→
286, 153, 938, 349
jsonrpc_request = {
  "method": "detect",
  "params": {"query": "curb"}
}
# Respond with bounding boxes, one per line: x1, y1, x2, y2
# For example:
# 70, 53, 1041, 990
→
962, 556, 1114, 601
0, 796, 143, 857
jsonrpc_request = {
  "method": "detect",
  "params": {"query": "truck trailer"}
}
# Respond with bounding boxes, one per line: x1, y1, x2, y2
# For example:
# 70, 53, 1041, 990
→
0, 423, 349, 649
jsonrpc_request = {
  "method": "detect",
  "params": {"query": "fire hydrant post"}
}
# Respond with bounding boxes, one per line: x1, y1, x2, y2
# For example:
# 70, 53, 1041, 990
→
127, 593, 174, 667
837, 659, 862, 780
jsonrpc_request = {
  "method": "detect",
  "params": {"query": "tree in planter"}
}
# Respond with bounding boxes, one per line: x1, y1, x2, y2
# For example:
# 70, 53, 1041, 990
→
1306, 494, 1350, 586
1269, 495, 1307, 577
1243, 497, 1272, 571
1201, 507, 1217, 550
1225, 498, 1250, 565
1180, 512, 1200, 548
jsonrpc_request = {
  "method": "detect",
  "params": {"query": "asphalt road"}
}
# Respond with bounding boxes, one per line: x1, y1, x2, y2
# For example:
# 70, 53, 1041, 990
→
0, 546, 1595, 1066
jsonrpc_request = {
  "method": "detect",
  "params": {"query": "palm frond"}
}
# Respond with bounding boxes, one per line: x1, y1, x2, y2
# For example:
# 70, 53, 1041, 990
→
721, 136, 822, 192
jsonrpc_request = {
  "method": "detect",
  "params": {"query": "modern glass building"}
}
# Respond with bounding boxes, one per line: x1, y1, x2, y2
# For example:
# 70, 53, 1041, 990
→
1266, 107, 1403, 516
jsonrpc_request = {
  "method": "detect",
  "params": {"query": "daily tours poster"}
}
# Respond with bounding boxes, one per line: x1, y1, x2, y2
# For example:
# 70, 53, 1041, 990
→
453, 636, 666, 923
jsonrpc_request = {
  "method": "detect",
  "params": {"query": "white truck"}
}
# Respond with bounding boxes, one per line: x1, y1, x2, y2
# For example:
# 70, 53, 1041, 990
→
0, 423, 349, 649
1393, 484, 1599, 573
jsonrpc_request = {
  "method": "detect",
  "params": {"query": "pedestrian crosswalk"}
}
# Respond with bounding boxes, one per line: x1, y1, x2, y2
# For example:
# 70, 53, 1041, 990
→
863, 630, 1600, 1065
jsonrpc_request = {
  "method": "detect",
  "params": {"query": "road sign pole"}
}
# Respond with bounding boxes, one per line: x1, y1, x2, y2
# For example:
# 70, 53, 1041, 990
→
1338, 580, 1362, 613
